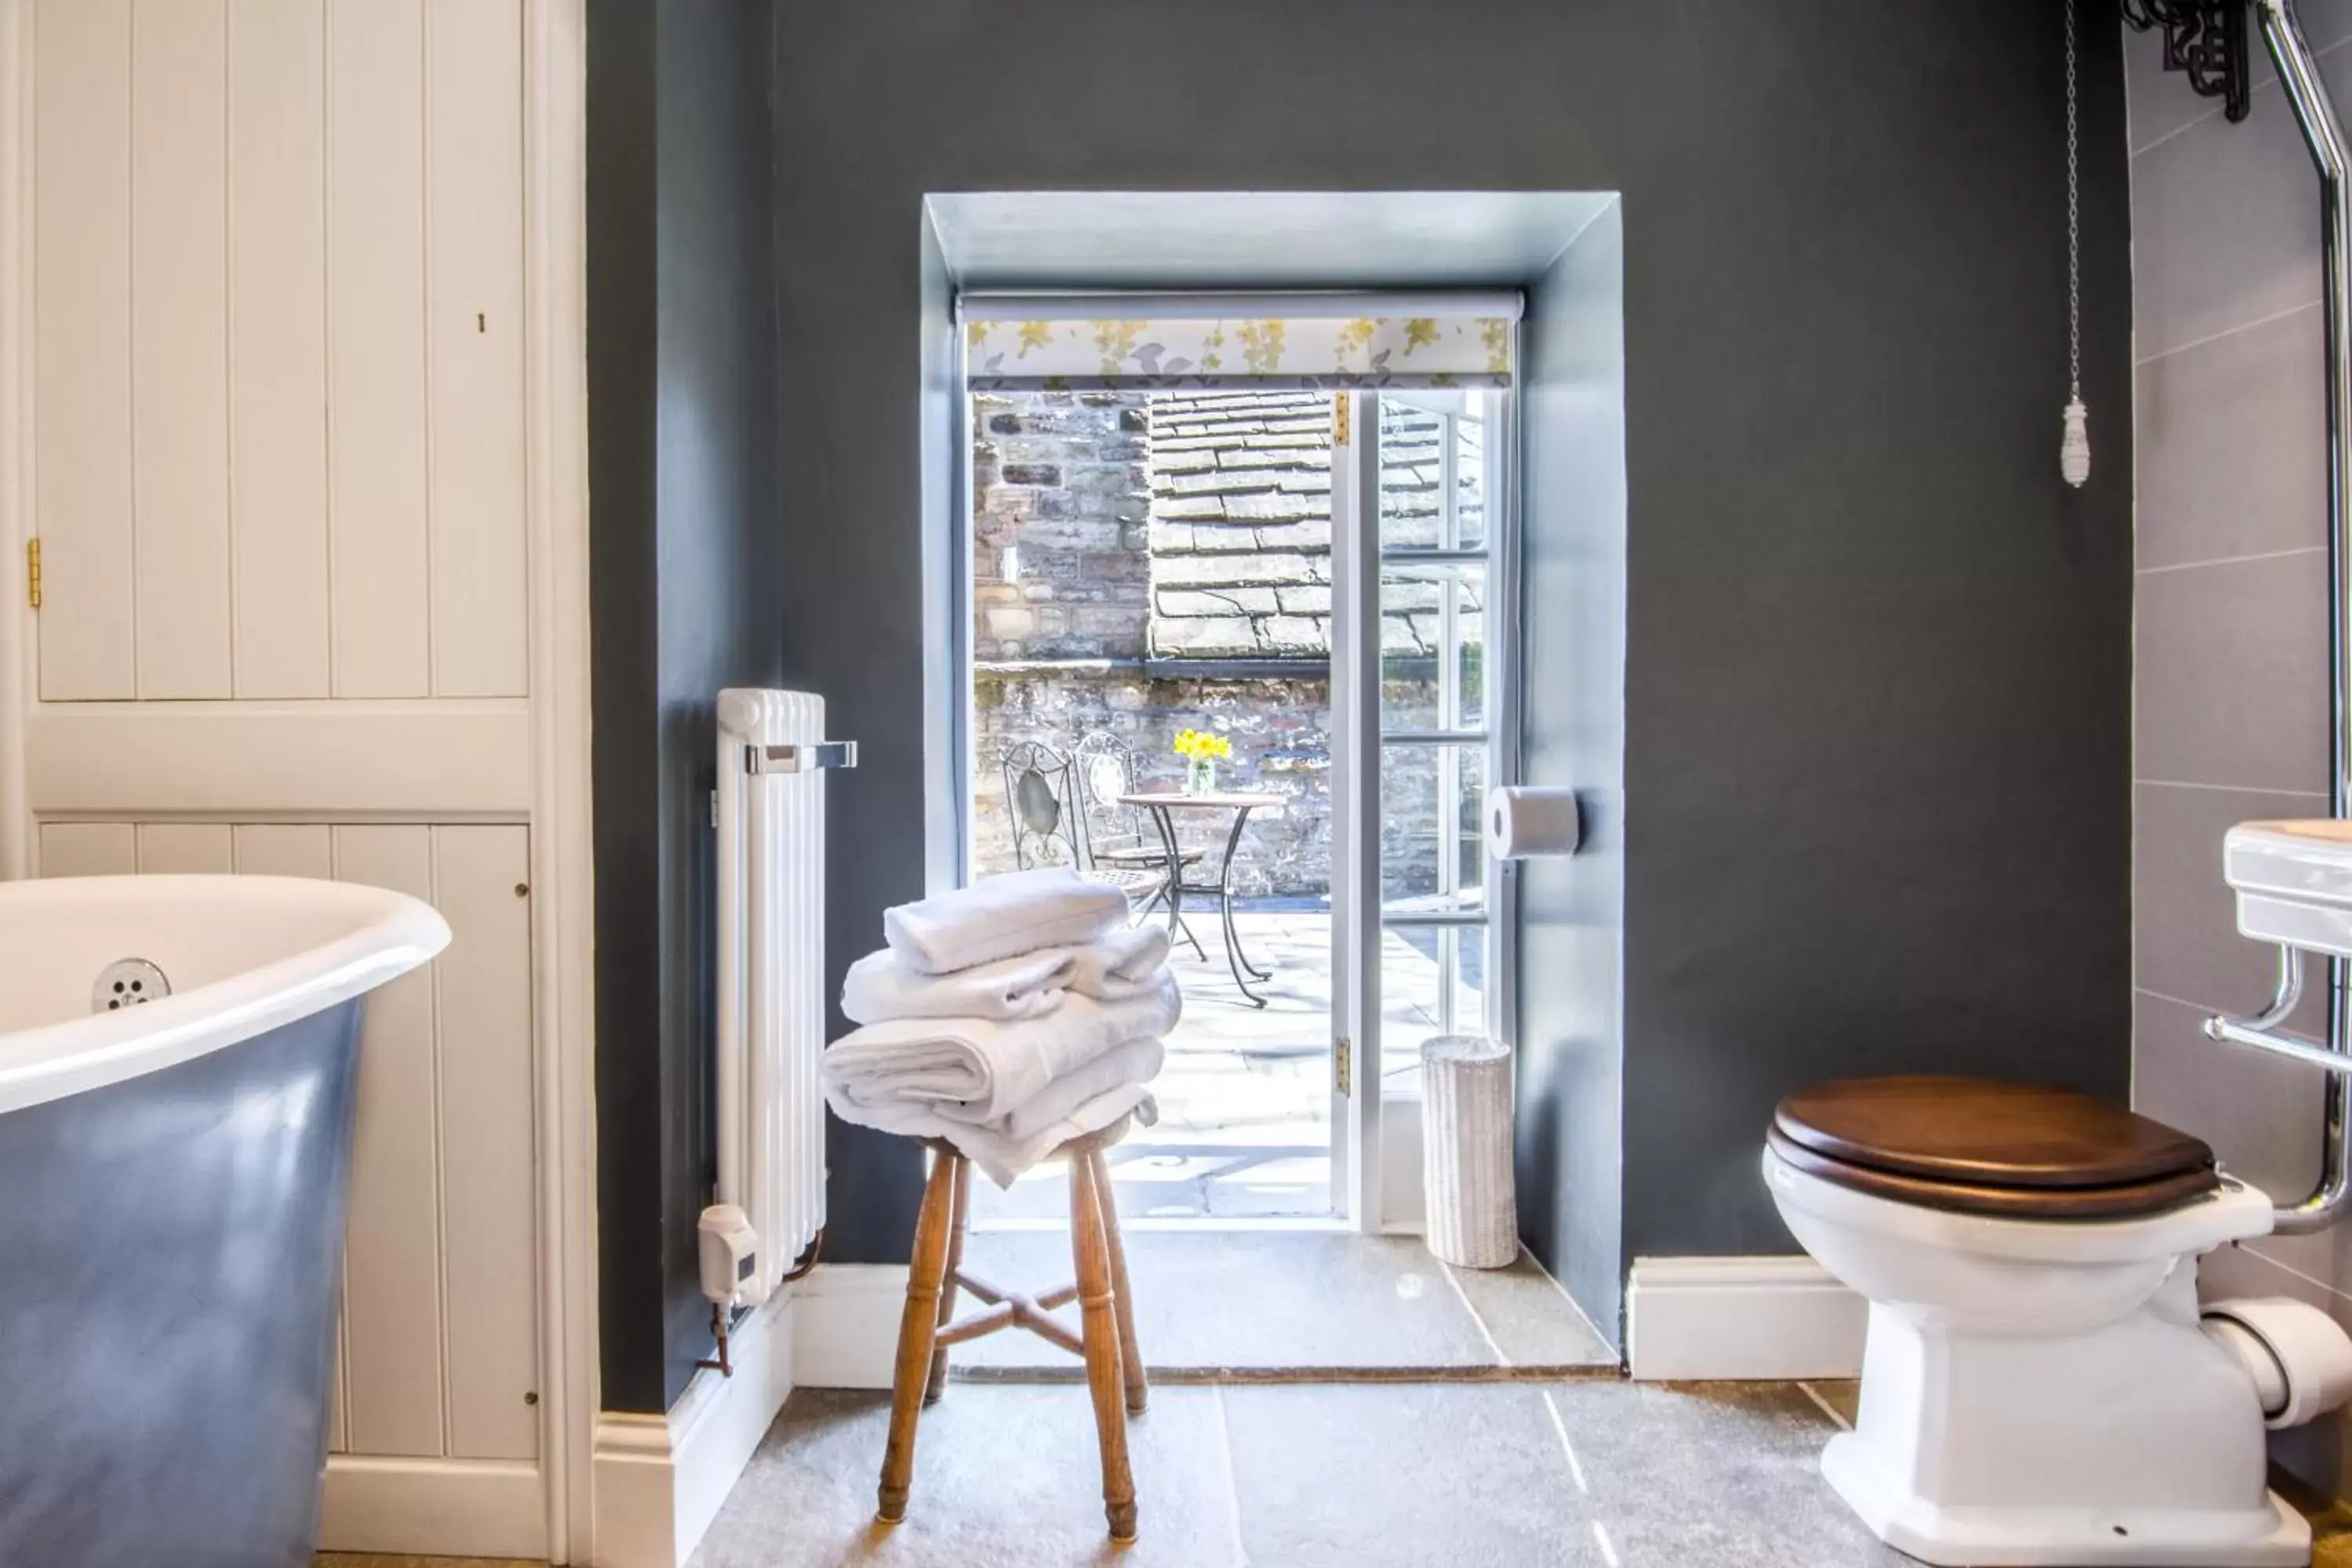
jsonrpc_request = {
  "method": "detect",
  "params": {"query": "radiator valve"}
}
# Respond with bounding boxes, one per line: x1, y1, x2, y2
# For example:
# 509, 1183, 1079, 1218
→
698, 1203, 764, 1308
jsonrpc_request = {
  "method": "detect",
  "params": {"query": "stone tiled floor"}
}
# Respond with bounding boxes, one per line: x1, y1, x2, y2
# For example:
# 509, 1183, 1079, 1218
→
969, 907, 1468, 1223
323, 1377, 2352, 1567
675, 1380, 1882, 1567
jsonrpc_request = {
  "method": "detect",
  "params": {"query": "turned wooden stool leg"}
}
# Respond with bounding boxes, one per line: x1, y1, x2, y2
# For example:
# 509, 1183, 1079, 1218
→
1089, 1149, 1148, 1416
877, 1151, 959, 1524
924, 1154, 973, 1406
1071, 1151, 1138, 1542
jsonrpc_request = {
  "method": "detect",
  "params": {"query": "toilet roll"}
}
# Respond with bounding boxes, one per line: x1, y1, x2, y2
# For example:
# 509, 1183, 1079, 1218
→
1486, 786, 1581, 859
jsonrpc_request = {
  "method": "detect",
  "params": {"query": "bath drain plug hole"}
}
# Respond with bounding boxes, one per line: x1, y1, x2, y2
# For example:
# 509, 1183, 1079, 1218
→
92, 958, 171, 1014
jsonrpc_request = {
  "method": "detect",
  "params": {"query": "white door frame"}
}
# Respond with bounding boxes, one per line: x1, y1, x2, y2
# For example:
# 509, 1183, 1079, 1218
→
522, 2, 600, 1558
0, 1, 599, 1558
1330, 391, 1381, 1228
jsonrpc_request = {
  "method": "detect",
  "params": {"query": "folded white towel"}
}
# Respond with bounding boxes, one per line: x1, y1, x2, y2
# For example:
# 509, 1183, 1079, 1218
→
949, 1083, 1157, 1187
838, 923, 1172, 1025
826, 1080, 1156, 1188
822, 973, 1181, 1125
1064, 922, 1171, 1002
882, 867, 1129, 976
840, 946, 1074, 1025
933, 1036, 1165, 1142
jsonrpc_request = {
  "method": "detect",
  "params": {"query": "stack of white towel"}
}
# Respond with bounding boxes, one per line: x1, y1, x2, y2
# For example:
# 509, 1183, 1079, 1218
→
821, 868, 1181, 1185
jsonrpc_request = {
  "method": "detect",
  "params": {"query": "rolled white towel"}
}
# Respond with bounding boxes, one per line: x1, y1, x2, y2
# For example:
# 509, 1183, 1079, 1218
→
932, 1036, 1165, 1141
822, 972, 1181, 1125
840, 946, 1074, 1025
838, 923, 1173, 1025
883, 867, 1128, 975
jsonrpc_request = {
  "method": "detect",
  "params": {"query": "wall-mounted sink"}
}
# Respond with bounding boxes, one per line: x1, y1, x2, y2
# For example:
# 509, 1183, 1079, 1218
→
2225, 821, 2352, 960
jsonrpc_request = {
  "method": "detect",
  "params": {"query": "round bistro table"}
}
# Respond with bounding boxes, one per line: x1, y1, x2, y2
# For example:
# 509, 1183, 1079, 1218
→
1117, 790, 1283, 1007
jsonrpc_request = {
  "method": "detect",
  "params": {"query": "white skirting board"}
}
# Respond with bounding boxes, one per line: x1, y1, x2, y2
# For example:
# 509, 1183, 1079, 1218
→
591, 1294, 796, 1568
792, 1263, 912, 1389
318, 1454, 548, 1559
1625, 1256, 1865, 1381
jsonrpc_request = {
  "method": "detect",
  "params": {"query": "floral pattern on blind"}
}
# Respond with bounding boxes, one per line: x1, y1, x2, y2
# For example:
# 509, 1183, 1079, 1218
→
965, 315, 1512, 390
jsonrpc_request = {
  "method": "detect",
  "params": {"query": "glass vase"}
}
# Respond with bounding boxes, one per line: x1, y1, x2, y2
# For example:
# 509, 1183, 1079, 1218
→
1185, 757, 1217, 797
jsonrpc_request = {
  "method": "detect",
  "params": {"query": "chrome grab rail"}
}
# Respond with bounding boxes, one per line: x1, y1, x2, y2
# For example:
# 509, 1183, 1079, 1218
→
2205, 945, 2315, 1065
2203, 0, 2352, 1233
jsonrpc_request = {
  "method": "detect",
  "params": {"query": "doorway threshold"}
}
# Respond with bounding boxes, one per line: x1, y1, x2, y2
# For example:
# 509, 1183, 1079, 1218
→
948, 1229, 1617, 1380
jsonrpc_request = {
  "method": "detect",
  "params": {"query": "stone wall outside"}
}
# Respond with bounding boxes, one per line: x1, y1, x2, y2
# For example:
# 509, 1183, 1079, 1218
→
969, 390, 1453, 899
971, 662, 1332, 897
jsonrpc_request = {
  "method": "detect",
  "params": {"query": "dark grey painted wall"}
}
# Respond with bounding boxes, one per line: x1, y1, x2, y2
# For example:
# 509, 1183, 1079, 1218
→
1519, 206, 1628, 1342
770, 0, 2136, 1276
588, 0, 781, 1413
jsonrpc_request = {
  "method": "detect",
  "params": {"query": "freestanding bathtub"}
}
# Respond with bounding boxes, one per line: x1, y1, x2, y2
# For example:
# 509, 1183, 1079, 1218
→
0, 873, 449, 1568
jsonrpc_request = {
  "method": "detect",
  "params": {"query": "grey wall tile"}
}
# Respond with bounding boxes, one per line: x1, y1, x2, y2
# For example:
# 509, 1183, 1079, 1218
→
2131, 78, 2324, 359
2131, 0, 2352, 1513
2133, 989, 2324, 1196
2128, 21, 2224, 155
2134, 550, 2330, 793
2135, 781, 2328, 1017
2135, 303, 2326, 570
2299, 2, 2352, 60
2129, 13, 2352, 154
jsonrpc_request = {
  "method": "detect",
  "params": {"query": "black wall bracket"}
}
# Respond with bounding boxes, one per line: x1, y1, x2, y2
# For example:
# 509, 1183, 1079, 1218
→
2122, 0, 2252, 122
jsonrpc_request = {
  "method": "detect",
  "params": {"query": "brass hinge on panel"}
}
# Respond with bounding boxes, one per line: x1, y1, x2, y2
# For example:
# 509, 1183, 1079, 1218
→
1334, 1034, 1352, 1096
1332, 393, 1350, 447
24, 537, 38, 609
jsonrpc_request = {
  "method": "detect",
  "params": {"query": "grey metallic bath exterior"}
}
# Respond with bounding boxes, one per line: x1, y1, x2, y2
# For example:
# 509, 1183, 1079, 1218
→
0, 1000, 363, 1568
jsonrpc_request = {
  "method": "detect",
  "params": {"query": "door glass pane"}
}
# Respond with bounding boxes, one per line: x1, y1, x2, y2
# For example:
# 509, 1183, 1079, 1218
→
1377, 399, 1445, 550
1456, 566, 1486, 725
1379, 562, 1486, 735
1380, 566, 1441, 732
1452, 924, 1489, 1040
1379, 925, 1488, 1094
1381, 925, 1448, 1090
1453, 398, 1488, 550
1378, 742, 1486, 917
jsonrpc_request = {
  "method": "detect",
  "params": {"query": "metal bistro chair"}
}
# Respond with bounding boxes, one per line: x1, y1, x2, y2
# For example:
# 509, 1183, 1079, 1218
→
1069, 732, 1204, 954
1000, 739, 1082, 870
998, 739, 1163, 912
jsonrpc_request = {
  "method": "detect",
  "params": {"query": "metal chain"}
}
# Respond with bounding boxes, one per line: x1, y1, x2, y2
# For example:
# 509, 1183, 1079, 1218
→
2066, 0, 2082, 401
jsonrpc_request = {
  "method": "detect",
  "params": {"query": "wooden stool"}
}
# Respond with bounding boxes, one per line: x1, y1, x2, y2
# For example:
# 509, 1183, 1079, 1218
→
875, 1115, 1146, 1541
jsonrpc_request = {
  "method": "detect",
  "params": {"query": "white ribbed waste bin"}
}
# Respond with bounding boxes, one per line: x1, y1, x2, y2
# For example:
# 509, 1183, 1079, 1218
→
1421, 1034, 1518, 1269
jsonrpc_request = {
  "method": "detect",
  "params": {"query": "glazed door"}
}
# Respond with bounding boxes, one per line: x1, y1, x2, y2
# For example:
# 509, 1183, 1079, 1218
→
1331, 389, 1515, 1228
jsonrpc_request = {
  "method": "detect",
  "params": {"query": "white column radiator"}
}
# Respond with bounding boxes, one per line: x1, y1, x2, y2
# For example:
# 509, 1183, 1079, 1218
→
702, 689, 850, 1308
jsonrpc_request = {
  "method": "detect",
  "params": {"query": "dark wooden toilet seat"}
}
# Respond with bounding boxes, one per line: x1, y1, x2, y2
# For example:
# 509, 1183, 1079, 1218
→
1770, 1076, 2220, 1221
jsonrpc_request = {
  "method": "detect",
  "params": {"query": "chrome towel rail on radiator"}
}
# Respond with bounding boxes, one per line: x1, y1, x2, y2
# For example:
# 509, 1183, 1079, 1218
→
2197, 0, 2352, 1234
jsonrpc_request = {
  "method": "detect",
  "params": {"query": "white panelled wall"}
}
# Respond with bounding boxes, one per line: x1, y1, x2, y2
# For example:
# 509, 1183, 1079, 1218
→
5, 0, 594, 1561
41, 823, 540, 1459
33, 0, 527, 702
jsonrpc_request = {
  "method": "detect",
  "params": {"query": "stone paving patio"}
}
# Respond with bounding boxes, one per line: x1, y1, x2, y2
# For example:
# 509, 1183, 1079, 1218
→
967, 904, 1475, 1224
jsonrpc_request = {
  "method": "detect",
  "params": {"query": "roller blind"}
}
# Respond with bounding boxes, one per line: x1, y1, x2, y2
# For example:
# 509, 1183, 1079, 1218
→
956, 291, 1519, 390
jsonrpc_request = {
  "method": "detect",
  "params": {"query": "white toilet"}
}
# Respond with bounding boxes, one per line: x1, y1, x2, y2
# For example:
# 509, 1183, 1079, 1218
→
1764, 1075, 2352, 1567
